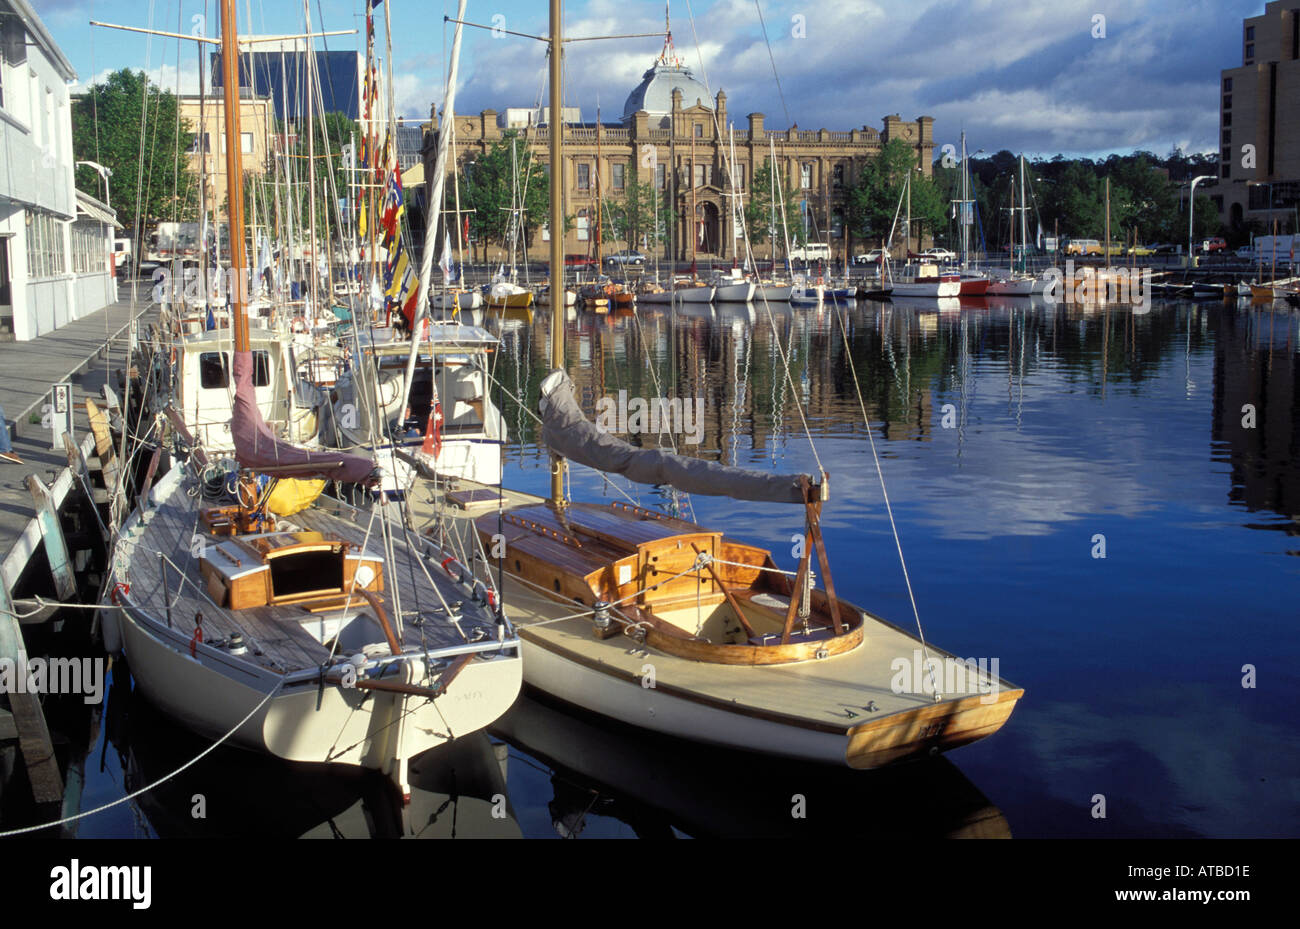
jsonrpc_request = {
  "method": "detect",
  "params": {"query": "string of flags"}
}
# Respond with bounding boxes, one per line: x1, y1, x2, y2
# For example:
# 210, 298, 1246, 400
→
356, 0, 419, 324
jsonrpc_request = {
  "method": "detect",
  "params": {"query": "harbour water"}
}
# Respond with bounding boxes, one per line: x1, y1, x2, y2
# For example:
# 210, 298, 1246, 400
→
36, 297, 1300, 838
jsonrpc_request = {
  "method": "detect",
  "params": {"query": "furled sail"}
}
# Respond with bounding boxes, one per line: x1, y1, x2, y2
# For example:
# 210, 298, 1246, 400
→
231, 350, 378, 484
539, 370, 820, 505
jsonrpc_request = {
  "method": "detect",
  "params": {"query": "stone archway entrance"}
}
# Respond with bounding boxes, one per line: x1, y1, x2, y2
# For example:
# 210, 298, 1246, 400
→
696, 201, 720, 255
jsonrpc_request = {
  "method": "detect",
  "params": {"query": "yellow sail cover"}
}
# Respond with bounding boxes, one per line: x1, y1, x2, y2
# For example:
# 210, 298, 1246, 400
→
265, 478, 327, 516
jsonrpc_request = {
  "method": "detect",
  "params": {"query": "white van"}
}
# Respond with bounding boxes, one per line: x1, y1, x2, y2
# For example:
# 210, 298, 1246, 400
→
788, 242, 832, 262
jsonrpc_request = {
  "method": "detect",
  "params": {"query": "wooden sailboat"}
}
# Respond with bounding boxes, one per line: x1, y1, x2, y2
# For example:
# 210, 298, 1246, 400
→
413, 0, 1022, 769
105, 0, 522, 800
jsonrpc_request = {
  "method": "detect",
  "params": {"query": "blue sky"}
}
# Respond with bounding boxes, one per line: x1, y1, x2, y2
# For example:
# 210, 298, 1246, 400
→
35, 0, 1263, 159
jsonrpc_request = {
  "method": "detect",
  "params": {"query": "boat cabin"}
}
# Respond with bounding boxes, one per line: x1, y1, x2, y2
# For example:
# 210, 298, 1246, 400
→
177, 330, 298, 452
198, 529, 384, 611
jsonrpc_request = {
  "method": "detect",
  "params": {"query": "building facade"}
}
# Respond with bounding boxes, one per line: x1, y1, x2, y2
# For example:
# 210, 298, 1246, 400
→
0, 0, 119, 341
1217, 1, 1300, 236
178, 93, 274, 221
421, 43, 934, 262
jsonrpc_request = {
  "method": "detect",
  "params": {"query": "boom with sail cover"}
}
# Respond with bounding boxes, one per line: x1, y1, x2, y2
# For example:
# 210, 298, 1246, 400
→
539, 371, 823, 505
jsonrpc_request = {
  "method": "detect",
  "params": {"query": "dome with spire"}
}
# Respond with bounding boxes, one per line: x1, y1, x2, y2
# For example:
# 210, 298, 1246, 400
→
622, 13, 711, 126
622, 61, 712, 125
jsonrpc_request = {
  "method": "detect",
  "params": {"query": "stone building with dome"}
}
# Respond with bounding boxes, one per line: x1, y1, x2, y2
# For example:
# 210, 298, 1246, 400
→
421, 33, 934, 262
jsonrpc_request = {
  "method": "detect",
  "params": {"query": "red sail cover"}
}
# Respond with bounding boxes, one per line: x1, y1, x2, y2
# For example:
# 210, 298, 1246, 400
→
231, 350, 377, 484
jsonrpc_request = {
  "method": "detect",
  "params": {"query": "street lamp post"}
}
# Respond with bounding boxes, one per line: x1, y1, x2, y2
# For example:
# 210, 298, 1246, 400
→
1187, 175, 1213, 268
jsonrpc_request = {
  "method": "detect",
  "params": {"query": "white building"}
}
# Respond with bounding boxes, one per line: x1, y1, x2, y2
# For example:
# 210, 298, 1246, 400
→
0, 0, 119, 341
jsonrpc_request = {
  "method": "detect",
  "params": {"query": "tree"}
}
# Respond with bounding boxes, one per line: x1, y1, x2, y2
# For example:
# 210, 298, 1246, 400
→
743, 160, 805, 258
847, 139, 943, 252
71, 69, 197, 241
460, 131, 550, 263
265, 111, 358, 250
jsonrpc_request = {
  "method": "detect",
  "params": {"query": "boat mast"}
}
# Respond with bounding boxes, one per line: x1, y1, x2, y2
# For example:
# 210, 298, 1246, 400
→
548, 0, 565, 505
595, 106, 603, 270
959, 131, 968, 270
1018, 154, 1028, 274
219, 0, 250, 351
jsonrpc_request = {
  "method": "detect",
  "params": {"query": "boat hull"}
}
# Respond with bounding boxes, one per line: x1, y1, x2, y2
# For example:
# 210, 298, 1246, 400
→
512, 614, 1021, 769
714, 282, 756, 302
117, 604, 521, 770
755, 284, 793, 301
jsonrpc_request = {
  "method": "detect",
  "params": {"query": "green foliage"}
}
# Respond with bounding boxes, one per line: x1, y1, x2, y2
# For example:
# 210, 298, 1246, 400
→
601, 166, 674, 255
743, 160, 804, 256
273, 111, 357, 246
70, 69, 197, 238
957, 148, 1226, 250
460, 131, 550, 260
848, 139, 944, 249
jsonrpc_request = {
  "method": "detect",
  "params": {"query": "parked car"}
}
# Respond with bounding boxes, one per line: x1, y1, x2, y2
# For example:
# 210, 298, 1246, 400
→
853, 249, 887, 265
1235, 245, 1256, 260
565, 254, 597, 268
603, 249, 646, 267
1150, 243, 1179, 254
920, 247, 956, 261
1126, 244, 1156, 256
1200, 237, 1227, 253
1064, 238, 1101, 256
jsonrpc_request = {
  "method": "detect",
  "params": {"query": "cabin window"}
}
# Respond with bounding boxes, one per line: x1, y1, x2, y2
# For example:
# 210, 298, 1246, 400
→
199, 352, 229, 389
253, 350, 271, 387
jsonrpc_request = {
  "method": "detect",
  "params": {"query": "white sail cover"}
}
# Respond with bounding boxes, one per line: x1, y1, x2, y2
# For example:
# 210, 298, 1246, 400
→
539, 371, 817, 505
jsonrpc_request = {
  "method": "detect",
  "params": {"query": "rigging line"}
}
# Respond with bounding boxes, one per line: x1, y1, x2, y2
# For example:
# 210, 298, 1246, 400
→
676, 5, 823, 473
830, 288, 938, 696
0, 678, 287, 838
751, 0, 791, 127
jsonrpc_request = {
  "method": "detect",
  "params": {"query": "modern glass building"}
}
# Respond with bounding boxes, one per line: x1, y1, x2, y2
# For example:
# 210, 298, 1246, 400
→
210, 39, 362, 122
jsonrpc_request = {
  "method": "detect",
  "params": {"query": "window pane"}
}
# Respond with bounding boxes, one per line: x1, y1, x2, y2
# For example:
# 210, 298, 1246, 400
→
241, 132, 253, 154
253, 351, 271, 387
200, 352, 229, 389
655, 163, 665, 190
577, 163, 589, 189
612, 163, 624, 189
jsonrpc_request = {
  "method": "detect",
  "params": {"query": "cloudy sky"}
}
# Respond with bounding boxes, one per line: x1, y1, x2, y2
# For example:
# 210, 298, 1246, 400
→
37, 0, 1260, 159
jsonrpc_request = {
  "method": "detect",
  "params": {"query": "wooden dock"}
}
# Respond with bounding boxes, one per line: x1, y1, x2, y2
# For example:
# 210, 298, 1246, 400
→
0, 286, 154, 814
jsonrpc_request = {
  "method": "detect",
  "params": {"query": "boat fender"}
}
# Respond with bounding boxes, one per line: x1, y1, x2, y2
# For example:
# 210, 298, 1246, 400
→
190, 612, 204, 658
110, 581, 131, 605
440, 556, 464, 583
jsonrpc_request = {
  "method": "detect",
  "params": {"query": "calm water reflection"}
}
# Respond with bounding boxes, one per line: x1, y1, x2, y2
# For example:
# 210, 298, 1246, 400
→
60, 297, 1300, 838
